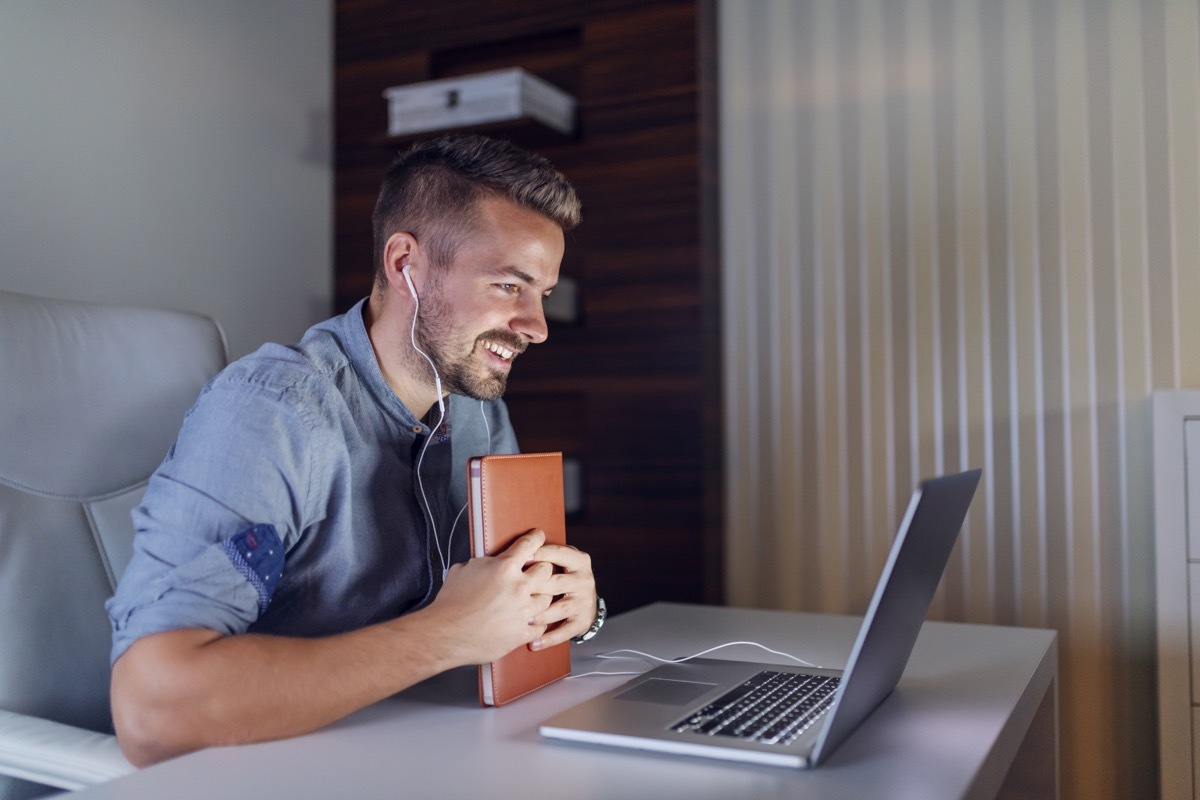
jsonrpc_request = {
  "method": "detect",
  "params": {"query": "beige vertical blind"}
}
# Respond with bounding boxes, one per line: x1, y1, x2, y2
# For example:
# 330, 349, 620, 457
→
719, 1, 1200, 797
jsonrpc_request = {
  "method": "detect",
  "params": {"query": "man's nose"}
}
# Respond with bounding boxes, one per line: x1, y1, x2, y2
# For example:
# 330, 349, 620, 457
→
513, 294, 548, 344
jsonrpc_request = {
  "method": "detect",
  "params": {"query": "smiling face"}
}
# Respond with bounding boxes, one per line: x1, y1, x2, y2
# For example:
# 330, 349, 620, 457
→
412, 195, 564, 402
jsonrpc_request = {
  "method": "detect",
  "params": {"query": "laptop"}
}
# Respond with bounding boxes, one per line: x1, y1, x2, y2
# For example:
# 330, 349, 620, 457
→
539, 468, 982, 768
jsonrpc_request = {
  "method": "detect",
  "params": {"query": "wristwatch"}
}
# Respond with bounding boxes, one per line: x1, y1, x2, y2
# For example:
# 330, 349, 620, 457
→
571, 596, 607, 643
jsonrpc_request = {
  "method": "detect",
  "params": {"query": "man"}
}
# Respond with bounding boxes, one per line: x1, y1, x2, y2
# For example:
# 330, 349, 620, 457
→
107, 135, 600, 767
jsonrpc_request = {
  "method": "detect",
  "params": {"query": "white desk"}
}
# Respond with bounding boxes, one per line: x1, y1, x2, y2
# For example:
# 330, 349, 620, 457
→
73, 603, 1057, 799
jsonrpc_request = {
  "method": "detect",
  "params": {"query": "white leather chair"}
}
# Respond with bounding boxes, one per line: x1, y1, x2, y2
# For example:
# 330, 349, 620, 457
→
0, 290, 227, 798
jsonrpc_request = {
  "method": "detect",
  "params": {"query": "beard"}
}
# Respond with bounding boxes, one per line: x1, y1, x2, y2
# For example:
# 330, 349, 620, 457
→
413, 285, 527, 402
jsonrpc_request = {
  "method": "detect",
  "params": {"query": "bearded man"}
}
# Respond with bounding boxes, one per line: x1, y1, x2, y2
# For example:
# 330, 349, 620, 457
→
107, 135, 600, 767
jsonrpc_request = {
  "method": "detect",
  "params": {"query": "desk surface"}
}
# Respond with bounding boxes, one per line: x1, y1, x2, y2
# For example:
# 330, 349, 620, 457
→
74, 603, 1057, 800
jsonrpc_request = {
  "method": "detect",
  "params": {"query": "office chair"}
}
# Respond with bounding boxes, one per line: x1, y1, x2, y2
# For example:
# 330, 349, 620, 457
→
0, 290, 228, 798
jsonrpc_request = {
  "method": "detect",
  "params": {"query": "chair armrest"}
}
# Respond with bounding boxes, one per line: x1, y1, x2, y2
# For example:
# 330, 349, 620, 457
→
0, 709, 133, 791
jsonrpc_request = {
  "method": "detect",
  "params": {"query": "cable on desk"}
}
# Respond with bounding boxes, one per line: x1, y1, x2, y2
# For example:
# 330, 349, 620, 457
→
568, 640, 824, 680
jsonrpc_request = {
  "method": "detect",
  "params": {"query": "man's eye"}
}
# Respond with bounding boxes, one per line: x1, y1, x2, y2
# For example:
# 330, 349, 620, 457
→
498, 283, 519, 294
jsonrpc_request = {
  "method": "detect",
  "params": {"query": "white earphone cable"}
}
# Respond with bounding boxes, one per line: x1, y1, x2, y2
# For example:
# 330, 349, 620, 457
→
407, 279, 451, 579
567, 641, 822, 680
408, 276, 495, 580
443, 401, 493, 574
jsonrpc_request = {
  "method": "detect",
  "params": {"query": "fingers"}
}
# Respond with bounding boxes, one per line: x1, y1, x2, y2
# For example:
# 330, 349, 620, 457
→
531, 542, 591, 573
512, 533, 556, 596
522, 559, 554, 585
529, 593, 553, 623
497, 537, 598, 650
527, 579, 598, 650
528, 594, 591, 650
494, 529, 547, 573
502, 528, 547, 560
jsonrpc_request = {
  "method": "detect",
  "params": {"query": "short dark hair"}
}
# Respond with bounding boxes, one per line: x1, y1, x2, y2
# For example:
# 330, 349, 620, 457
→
371, 135, 581, 287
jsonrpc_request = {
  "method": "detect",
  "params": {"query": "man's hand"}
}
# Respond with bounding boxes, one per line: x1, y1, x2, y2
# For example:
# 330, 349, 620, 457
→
525, 539, 598, 650
424, 529, 556, 664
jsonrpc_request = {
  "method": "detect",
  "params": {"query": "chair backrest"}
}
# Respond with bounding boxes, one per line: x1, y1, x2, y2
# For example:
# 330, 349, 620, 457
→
0, 290, 227, 735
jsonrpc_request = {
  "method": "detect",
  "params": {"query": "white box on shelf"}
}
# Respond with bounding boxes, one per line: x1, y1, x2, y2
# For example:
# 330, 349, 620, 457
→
383, 68, 575, 138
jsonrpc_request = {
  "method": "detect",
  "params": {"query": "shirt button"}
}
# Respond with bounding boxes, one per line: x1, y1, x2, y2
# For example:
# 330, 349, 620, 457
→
411, 425, 423, 433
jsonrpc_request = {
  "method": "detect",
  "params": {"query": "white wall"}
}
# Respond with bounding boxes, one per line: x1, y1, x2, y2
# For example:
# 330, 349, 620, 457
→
720, 1, 1200, 798
0, 0, 332, 359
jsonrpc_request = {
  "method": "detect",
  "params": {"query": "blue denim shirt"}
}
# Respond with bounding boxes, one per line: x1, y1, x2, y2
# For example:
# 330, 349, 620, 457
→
106, 299, 518, 664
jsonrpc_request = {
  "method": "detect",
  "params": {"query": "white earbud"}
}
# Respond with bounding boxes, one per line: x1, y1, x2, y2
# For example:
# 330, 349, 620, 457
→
402, 263, 418, 300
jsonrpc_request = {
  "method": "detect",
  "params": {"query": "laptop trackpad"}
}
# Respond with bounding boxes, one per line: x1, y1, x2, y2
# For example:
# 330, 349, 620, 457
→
616, 678, 718, 706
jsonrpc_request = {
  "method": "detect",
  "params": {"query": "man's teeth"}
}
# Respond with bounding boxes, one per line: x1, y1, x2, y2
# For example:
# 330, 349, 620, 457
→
484, 341, 515, 360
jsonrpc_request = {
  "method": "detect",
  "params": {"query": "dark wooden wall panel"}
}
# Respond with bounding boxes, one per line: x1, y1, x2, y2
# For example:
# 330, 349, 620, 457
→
335, 0, 721, 615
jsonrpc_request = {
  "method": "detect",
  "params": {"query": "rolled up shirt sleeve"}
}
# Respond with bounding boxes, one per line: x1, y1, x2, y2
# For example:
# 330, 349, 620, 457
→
107, 538, 262, 662
107, 361, 322, 664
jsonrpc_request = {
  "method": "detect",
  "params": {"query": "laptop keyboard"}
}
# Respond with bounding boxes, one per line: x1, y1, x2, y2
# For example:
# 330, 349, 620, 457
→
670, 670, 840, 746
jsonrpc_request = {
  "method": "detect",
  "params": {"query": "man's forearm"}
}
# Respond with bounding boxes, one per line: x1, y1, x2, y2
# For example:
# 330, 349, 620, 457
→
111, 610, 455, 767
111, 531, 570, 767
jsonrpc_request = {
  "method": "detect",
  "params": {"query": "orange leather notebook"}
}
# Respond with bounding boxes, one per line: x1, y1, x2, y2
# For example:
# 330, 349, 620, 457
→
467, 452, 571, 706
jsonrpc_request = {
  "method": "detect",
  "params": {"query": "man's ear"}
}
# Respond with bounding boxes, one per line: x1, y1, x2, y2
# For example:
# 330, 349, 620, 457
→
381, 232, 418, 297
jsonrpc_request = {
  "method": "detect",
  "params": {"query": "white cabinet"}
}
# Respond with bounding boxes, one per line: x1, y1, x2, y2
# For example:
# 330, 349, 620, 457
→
1154, 390, 1200, 799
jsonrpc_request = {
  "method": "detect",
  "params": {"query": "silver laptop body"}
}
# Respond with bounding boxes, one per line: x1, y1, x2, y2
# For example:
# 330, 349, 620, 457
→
539, 469, 982, 768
